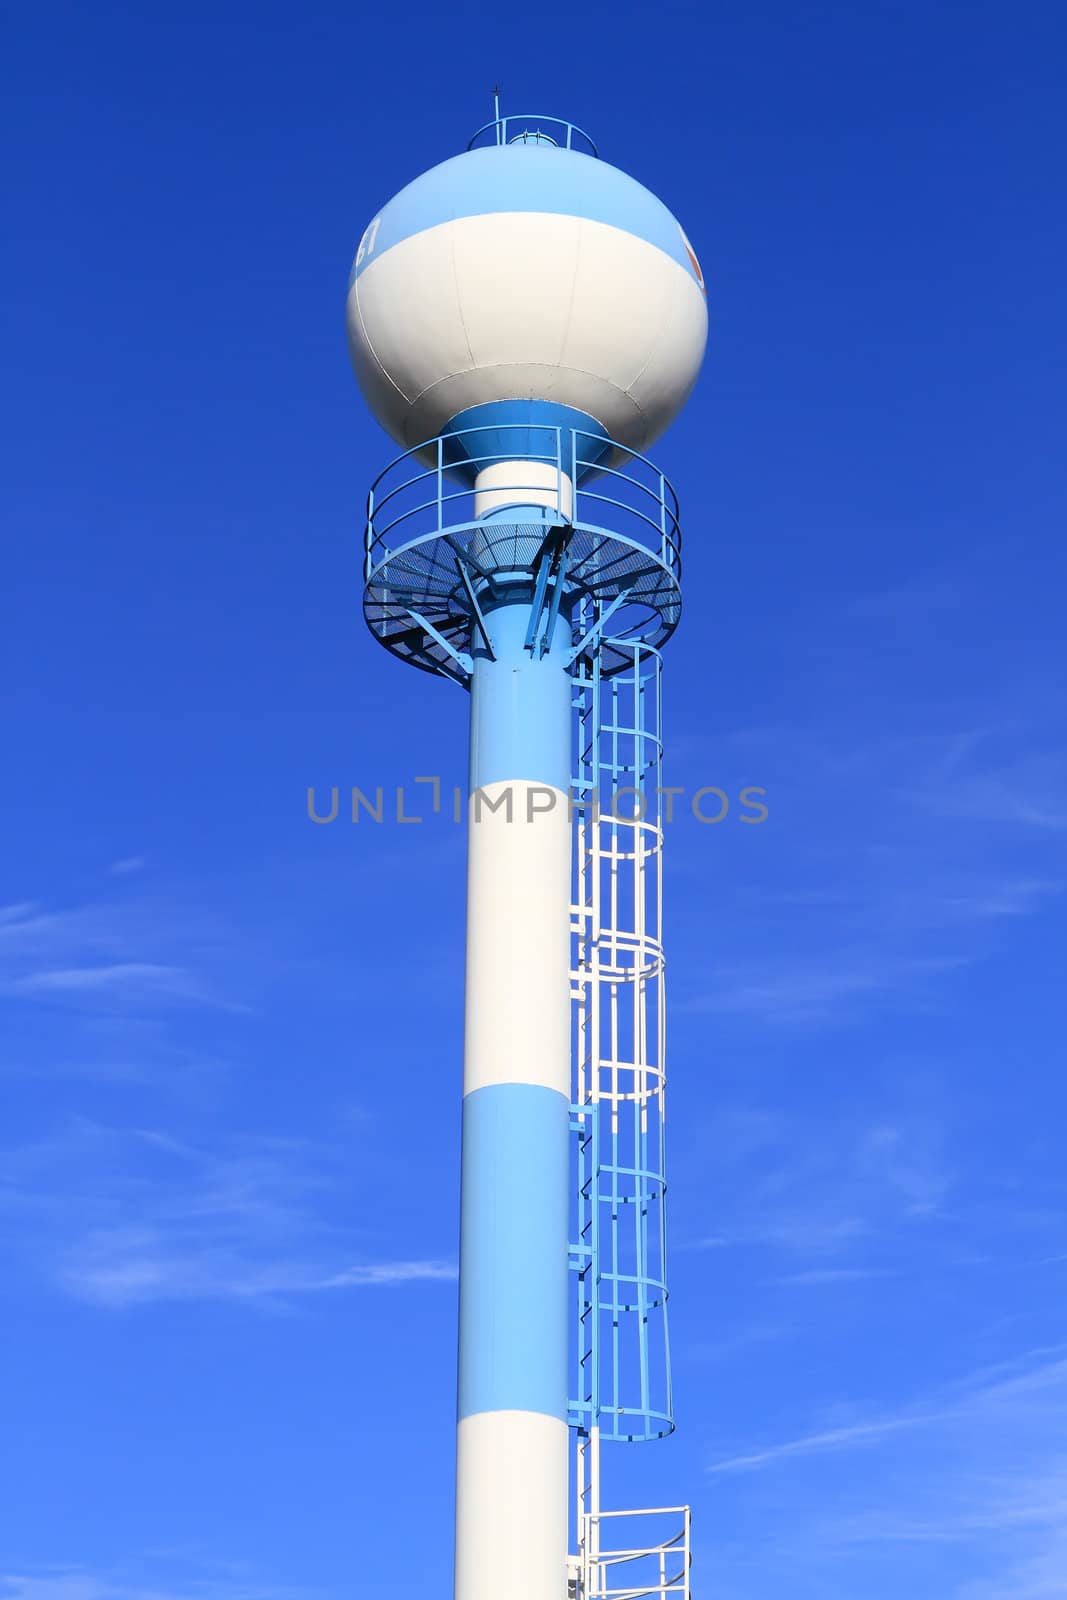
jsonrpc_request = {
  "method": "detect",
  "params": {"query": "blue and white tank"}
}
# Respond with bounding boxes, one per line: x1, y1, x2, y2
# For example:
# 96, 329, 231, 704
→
346, 124, 708, 463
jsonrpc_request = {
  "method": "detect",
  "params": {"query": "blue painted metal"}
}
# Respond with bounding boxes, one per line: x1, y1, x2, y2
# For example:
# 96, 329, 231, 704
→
454, 555, 494, 657
347, 144, 702, 288
362, 425, 682, 684
570, 638, 674, 1444
441, 401, 611, 485
458, 1082, 571, 1422
407, 608, 474, 677
359, 414, 684, 1469
565, 583, 634, 665
469, 596, 571, 793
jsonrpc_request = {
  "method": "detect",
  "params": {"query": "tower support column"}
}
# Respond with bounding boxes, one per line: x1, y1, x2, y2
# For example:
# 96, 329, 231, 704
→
455, 591, 572, 1600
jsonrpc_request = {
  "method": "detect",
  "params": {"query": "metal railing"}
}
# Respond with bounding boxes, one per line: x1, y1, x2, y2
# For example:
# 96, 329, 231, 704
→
582, 1506, 691, 1600
364, 427, 680, 587
362, 428, 683, 680
467, 114, 599, 157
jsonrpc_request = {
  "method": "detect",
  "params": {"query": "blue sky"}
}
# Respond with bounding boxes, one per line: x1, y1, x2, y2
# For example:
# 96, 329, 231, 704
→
3, 1, 1066, 1596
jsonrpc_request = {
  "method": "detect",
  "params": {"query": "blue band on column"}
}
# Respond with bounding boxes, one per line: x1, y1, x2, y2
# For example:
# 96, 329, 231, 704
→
458, 1082, 570, 1422
469, 601, 572, 793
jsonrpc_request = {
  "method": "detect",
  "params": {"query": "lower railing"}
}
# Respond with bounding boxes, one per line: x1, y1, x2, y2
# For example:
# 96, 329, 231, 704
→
580, 1506, 691, 1600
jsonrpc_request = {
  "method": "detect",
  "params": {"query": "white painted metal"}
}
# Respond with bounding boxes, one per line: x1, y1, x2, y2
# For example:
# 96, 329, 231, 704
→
573, 797, 666, 1109
455, 1410, 569, 1600
571, 665, 667, 1127
581, 1506, 691, 1600
347, 214, 707, 456
575, 1426, 602, 1594
474, 462, 574, 520
464, 779, 571, 1097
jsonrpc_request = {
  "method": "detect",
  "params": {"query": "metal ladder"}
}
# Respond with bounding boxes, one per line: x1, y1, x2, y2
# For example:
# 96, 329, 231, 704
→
569, 635, 691, 1599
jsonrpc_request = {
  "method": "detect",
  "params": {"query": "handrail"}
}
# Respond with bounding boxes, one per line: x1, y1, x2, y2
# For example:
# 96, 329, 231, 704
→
582, 1504, 691, 1599
467, 114, 599, 157
365, 426, 682, 576
366, 425, 677, 505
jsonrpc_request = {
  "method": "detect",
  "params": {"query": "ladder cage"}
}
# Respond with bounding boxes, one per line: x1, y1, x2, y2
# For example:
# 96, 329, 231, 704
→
569, 627, 691, 1600
570, 629, 673, 1444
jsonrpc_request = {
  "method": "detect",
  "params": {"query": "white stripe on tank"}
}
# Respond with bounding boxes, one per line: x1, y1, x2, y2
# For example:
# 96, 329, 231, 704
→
348, 211, 707, 455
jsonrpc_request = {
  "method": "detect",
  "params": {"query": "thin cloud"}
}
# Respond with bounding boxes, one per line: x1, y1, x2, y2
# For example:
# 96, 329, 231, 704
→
64, 1239, 457, 1307
0, 893, 245, 1018
706, 1348, 1067, 1477
1, 1121, 454, 1310
894, 876, 1064, 926
701, 1350, 1067, 1598
708, 1413, 925, 1475
766, 1267, 894, 1287
685, 953, 968, 1026
0, 901, 40, 927
0, 1570, 315, 1600
911, 738, 1067, 833
5, 962, 243, 1013
677, 1104, 951, 1267
12, 963, 191, 994
317, 1260, 457, 1289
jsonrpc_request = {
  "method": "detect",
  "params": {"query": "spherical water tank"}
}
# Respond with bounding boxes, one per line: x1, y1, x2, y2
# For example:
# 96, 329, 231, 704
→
346, 127, 707, 465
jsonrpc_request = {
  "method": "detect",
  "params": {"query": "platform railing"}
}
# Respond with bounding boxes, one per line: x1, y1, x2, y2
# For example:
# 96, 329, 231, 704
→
362, 429, 684, 681
364, 426, 681, 585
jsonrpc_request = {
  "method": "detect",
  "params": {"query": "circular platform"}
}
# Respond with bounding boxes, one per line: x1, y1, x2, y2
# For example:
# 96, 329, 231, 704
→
363, 430, 683, 684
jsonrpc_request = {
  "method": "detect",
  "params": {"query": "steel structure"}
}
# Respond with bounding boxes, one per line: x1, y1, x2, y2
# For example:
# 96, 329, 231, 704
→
347, 104, 706, 1600
572, 640, 688, 1598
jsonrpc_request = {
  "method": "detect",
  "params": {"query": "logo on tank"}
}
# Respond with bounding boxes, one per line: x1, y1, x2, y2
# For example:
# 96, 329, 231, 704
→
678, 224, 705, 293
355, 215, 381, 268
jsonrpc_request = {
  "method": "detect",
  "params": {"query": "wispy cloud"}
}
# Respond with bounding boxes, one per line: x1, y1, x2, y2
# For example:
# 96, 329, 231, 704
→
6, 962, 235, 1010
892, 875, 1063, 926
672, 692, 1067, 1041
913, 741, 1067, 833
12, 962, 180, 993
704, 1348, 1067, 1598
765, 1267, 894, 1287
709, 1411, 925, 1474
678, 1103, 952, 1266
0, 1121, 454, 1309
0, 1568, 314, 1600
707, 1346, 1067, 1474
0, 889, 252, 1088
0, 901, 39, 927
66, 1237, 456, 1307
686, 951, 968, 1025
0, 897, 239, 1014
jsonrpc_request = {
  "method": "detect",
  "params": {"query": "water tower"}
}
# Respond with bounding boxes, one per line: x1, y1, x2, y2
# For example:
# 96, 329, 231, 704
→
346, 103, 707, 1600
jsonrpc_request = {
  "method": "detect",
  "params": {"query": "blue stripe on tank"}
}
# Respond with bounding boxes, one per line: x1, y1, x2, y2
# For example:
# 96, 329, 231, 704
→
457, 1082, 570, 1423
349, 144, 700, 288
469, 601, 571, 795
